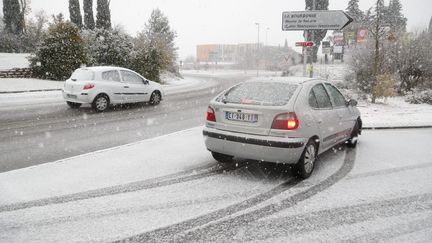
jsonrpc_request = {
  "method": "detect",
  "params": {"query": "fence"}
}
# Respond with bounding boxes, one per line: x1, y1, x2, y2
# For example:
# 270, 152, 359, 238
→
0, 68, 33, 78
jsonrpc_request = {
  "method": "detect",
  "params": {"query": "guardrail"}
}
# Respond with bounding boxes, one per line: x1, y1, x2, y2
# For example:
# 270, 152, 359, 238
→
0, 68, 33, 78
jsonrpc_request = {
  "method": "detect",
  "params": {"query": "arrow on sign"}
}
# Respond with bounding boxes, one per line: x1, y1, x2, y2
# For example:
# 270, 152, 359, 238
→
282, 10, 353, 31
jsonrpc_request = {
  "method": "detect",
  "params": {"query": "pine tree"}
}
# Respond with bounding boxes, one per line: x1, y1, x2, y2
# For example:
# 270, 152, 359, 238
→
346, 0, 364, 23
3, 0, 25, 34
133, 9, 177, 82
69, 0, 83, 28
304, 0, 328, 63
96, 0, 111, 29
429, 17, 432, 34
387, 0, 407, 32
83, 0, 95, 30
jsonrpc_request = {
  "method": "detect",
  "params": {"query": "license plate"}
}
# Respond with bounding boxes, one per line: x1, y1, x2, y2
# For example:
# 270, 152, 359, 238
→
225, 112, 258, 123
67, 94, 77, 99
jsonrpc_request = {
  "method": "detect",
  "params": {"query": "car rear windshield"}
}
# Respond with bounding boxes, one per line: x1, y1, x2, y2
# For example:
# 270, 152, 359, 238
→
70, 69, 95, 81
218, 82, 298, 106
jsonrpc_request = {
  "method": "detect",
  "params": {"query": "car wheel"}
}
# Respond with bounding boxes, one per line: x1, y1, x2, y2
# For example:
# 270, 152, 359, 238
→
347, 120, 360, 148
211, 151, 234, 164
92, 94, 110, 112
67, 101, 81, 109
294, 140, 317, 179
149, 91, 161, 105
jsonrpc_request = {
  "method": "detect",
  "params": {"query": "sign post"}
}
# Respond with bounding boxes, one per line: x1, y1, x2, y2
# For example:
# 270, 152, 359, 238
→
282, 9, 353, 77
282, 10, 353, 31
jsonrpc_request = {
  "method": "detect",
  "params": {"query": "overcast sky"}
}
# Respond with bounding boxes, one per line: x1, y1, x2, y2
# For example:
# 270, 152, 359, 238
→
2, 0, 431, 59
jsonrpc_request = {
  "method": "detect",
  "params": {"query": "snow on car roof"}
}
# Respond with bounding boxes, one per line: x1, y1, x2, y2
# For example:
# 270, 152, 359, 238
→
79, 66, 131, 72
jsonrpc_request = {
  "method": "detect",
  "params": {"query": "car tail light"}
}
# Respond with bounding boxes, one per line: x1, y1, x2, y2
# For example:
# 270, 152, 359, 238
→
271, 112, 299, 130
206, 106, 216, 122
83, 83, 95, 90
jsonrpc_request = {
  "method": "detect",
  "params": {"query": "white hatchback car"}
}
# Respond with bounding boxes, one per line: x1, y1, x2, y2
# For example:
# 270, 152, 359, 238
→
63, 66, 164, 112
203, 77, 361, 179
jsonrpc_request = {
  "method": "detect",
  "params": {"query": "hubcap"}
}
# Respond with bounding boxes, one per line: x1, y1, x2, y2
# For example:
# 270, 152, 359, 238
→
152, 93, 160, 104
96, 97, 108, 111
304, 144, 316, 174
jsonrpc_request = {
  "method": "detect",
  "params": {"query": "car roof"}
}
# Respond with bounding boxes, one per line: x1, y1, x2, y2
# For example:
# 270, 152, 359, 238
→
79, 66, 131, 72
247, 76, 324, 85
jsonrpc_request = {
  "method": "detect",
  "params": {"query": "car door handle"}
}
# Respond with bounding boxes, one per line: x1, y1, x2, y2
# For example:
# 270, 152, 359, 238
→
124, 86, 129, 88
318, 119, 323, 124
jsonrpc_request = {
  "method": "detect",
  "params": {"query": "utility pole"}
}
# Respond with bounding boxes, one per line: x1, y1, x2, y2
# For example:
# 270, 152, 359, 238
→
266, 27, 269, 46
303, 0, 316, 77
255, 22, 260, 77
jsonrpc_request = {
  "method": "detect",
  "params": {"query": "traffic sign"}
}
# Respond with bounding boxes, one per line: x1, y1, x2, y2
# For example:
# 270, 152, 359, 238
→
282, 10, 353, 31
295, 41, 315, 47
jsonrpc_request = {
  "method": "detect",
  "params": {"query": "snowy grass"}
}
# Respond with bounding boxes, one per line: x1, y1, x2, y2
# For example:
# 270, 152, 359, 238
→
0, 53, 30, 70
358, 97, 432, 128
0, 78, 63, 92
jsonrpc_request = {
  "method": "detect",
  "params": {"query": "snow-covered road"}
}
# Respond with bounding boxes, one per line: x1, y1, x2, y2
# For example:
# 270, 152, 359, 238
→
1, 67, 432, 242
0, 128, 431, 242
0, 74, 250, 172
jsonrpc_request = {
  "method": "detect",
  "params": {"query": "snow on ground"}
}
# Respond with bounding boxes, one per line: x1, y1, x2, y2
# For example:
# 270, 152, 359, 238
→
0, 78, 63, 92
0, 53, 30, 70
358, 97, 432, 128
0, 127, 211, 205
288, 62, 349, 82
0, 127, 431, 242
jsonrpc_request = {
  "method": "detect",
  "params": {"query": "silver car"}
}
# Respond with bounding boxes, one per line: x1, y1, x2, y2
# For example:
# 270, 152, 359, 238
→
203, 77, 361, 179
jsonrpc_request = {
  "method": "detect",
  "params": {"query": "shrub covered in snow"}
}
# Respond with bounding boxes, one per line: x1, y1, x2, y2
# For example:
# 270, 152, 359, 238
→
405, 89, 432, 105
29, 21, 88, 80
373, 74, 395, 100
81, 26, 133, 68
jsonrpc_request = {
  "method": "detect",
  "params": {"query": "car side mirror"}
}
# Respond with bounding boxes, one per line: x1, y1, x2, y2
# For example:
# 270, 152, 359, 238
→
347, 99, 358, 107
143, 80, 149, 85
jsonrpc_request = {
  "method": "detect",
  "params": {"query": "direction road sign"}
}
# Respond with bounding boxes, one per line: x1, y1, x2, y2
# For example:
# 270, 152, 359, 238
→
295, 41, 315, 47
282, 10, 353, 31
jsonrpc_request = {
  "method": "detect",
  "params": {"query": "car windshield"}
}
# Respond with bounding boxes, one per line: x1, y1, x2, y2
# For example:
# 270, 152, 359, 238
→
218, 82, 298, 106
70, 69, 94, 81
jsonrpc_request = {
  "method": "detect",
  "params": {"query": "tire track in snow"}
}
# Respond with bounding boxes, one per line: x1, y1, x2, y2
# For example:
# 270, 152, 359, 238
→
349, 216, 432, 242
174, 147, 356, 243
0, 162, 246, 213
115, 148, 356, 243
220, 193, 432, 242
346, 161, 432, 180
114, 178, 302, 243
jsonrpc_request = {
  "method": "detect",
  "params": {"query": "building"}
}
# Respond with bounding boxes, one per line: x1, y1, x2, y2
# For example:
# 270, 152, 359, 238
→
195, 43, 300, 70
196, 44, 240, 63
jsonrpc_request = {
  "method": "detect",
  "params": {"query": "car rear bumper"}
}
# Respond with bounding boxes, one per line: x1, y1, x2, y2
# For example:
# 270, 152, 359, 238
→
62, 90, 93, 104
203, 127, 307, 164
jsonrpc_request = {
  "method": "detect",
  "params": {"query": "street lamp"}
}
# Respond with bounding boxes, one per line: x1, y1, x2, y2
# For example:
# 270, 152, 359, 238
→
255, 22, 260, 77
265, 27, 270, 46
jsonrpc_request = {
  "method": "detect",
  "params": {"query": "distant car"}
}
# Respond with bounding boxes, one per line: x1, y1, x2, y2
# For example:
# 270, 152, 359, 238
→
63, 66, 164, 112
203, 77, 361, 179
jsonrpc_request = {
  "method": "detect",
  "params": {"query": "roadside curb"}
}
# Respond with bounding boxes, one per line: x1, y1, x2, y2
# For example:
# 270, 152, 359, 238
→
363, 125, 432, 130
0, 88, 62, 94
